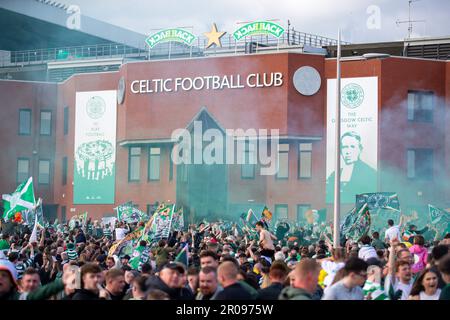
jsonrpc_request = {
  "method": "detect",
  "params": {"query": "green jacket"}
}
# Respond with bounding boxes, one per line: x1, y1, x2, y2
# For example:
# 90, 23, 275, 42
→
440, 283, 450, 300
153, 247, 174, 267
238, 280, 258, 300
279, 287, 314, 300
5, 279, 64, 300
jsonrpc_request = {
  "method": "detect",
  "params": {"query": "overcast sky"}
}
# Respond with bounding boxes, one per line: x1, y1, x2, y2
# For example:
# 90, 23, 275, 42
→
57, 0, 450, 43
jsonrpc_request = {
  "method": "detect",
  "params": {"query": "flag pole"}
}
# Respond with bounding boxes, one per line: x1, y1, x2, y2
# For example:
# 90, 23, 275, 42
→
333, 29, 342, 248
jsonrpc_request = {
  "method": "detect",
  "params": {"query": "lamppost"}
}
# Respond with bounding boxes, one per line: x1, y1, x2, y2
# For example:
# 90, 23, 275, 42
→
332, 30, 390, 247
333, 30, 342, 248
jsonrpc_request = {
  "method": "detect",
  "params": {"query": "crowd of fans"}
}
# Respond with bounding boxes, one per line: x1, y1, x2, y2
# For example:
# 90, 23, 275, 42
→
0, 216, 449, 300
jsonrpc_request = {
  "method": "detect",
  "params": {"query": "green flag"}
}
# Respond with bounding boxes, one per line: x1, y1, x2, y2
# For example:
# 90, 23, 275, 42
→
340, 203, 371, 242
428, 205, 450, 238
175, 243, 189, 267
139, 211, 157, 244
246, 209, 259, 226
34, 198, 45, 228
172, 207, 185, 231
115, 203, 147, 224
108, 226, 144, 257
152, 204, 175, 240
68, 216, 78, 230
356, 193, 400, 212
239, 212, 258, 239
2, 177, 36, 221
428, 205, 448, 224
129, 245, 150, 270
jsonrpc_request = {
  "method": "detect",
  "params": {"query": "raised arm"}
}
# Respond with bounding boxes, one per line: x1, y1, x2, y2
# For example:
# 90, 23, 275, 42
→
388, 240, 397, 276
398, 215, 405, 228
246, 242, 256, 261
323, 233, 334, 252
39, 228, 46, 247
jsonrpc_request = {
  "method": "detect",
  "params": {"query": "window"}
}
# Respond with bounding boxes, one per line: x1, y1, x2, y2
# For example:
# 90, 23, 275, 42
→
275, 204, 289, 221
407, 149, 433, 180
297, 204, 311, 223
38, 160, 50, 184
407, 91, 434, 122
19, 109, 31, 135
62, 157, 68, 185
17, 158, 29, 183
61, 206, 66, 223
241, 140, 256, 179
147, 202, 159, 216
276, 144, 289, 179
128, 147, 141, 181
407, 150, 415, 178
63, 106, 69, 135
298, 143, 312, 179
148, 147, 161, 181
40, 111, 52, 135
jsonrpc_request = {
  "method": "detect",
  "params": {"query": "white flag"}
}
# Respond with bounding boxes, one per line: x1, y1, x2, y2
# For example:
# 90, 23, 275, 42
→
29, 213, 38, 243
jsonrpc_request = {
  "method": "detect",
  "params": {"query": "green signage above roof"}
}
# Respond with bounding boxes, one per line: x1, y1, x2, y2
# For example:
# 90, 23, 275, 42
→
233, 21, 285, 41
145, 28, 196, 48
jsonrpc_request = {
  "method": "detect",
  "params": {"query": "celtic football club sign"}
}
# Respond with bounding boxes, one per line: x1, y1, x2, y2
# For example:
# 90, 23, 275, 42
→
74, 91, 117, 204
233, 21, 285, 41
341, 83, 365, 109
145, 28, 196, 49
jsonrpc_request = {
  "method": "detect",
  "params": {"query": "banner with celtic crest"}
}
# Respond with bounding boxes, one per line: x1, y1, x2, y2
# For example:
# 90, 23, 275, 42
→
356, 193, 400, 212
74, 91, 117, 204
340, 203, 371, 243
326, 77, 378, 204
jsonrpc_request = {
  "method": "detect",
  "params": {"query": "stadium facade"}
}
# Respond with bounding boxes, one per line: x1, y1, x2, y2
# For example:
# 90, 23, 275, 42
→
1, 0, 450, 223
1, 52, 450, 223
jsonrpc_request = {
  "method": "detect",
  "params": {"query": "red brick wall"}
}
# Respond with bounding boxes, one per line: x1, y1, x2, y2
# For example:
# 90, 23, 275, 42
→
2, 53, 449, 222
0, 80, 57, 204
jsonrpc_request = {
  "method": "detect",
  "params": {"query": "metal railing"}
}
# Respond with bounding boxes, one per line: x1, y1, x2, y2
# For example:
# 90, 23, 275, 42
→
0, 43, 148, 67
0, 28, 350, 67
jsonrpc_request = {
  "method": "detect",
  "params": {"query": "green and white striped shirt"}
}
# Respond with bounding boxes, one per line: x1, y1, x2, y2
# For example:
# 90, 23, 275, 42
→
103, 228, 112, 238
15, 256, 34, 279
66, 249, 78, 261
363, 280, 389, 300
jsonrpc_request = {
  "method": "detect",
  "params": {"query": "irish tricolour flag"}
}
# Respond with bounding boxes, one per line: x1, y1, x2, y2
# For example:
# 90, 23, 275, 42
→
2, 177, 36, 221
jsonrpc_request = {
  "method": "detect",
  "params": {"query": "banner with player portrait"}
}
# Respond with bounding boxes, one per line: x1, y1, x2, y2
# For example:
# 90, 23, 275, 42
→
326, 77, 378, 204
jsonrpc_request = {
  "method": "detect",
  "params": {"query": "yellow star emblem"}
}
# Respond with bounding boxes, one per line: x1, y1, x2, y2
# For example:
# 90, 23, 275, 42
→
204, 23, 226, 49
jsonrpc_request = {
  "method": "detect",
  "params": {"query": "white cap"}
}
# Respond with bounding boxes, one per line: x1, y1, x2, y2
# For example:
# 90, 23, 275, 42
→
0, 258, 18, 281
